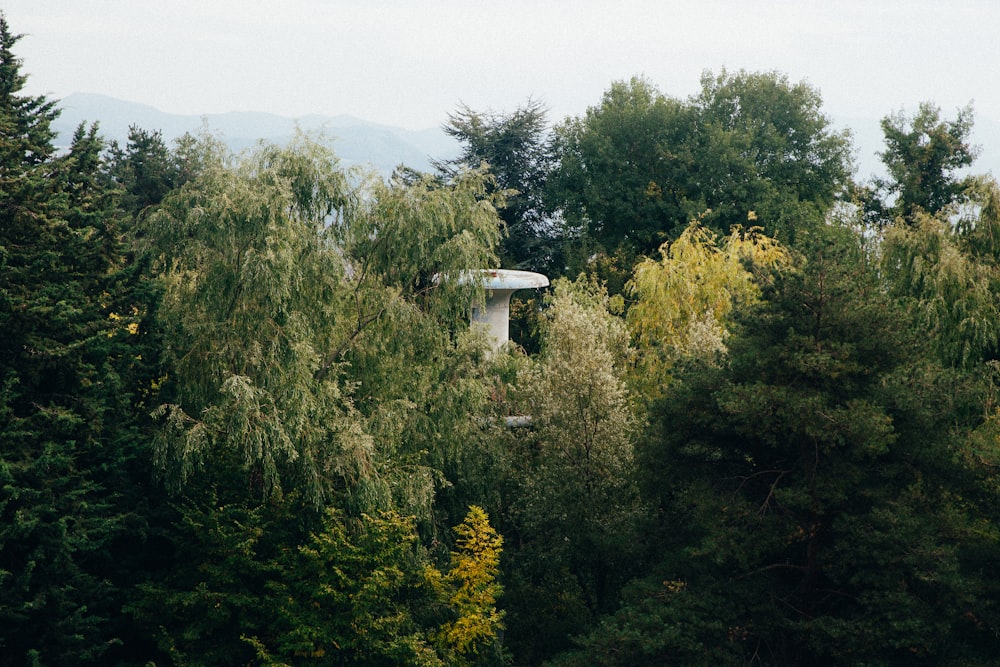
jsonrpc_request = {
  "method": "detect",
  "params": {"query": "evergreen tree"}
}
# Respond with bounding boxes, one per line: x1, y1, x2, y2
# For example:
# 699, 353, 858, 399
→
437, 100, 558, 273
0, 14, 156, 663
106, 125, 186, 221
579, 224, 999, 665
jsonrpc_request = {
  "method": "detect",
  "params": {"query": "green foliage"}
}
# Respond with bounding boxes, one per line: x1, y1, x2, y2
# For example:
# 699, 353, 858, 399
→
127, 499, 287, 666
337, 166, 501, 303
956, 174, 1000, 261
145, 133, 507, 518
518, 277, 636, 553
550, 76, 696, 259
0, 17, 56, 171
501, 277, 642, 662
882, 210, 1000, 367
106, 125, 189, 220
437, 100, 557, 272
265, 507, 444, 667
877, 101, 977, 221
548, 71, 852, 265
146, 134, 376, 507
546, 576, 741, 666
135, 502, 506, 667
692, 69, 853, 243
329, 165, 504, 522
130, 131, 513, 663
623, 223, 999, 664
7, 13, 1000, 663
0, 14, 161, 663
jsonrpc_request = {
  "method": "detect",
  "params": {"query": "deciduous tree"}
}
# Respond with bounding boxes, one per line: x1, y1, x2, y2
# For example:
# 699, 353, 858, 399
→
692, 69, 853, 243
549, 77, 696, 261
502, 277, 642, 662
876, 101, 977, 222
626, 221, 789, 400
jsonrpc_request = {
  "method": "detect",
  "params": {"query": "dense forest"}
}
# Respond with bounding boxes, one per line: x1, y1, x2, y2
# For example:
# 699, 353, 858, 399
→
3, 12, 1000, 665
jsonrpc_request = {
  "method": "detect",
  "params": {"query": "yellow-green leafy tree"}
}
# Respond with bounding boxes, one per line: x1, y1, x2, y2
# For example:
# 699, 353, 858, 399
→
245, 505, 504, 666
626, 220, 789, 400
427, 506, 505, 665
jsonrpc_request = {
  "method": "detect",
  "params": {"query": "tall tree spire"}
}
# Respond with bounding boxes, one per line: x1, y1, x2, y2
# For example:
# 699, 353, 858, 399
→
0, 13, 57, 170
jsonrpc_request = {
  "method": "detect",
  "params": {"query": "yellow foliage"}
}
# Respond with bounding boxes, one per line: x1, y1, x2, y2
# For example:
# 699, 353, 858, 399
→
626, 221, 789, 399
107, 309, 141, 336
662, 579, 687, 593
429, 506, 504, 664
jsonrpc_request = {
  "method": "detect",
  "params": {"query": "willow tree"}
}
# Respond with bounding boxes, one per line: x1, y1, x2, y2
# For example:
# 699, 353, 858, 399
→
146, 135, 368, 507
147, 133, 507, 516
327, 165, 504, 523
135, 135, 509, 662
626, 221, 789, 400
881, 211, 1000, 368
878, 172, 1000, 369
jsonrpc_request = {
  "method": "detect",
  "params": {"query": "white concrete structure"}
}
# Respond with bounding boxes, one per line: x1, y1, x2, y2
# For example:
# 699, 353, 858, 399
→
470, 269, 549, 350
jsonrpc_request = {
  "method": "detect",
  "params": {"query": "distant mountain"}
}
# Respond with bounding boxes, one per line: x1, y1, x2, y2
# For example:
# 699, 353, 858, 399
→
52, 93, 1000, 187
52, 93, 459, 176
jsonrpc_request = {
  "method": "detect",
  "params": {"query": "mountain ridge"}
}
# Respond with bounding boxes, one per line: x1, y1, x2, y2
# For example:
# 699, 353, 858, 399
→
53, 92, 459, 176
51, 93, 1000, 183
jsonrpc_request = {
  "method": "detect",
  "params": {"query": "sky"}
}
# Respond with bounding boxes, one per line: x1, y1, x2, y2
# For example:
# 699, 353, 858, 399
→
4, 0, 999, 170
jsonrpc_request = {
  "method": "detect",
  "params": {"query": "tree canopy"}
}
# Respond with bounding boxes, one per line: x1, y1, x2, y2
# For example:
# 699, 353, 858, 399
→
437, 99, 557, 272
878, 102, 978, 221
548, 71, 853, 268
4, 9, 1000, 665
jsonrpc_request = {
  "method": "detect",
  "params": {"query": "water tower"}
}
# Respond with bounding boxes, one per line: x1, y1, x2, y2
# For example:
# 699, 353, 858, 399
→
469, 269, 549, 350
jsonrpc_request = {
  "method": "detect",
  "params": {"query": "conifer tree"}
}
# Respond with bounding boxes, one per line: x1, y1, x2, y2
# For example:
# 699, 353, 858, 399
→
0, 13, 154, 663
437, 100, 557, 272
564, 224, 999, 665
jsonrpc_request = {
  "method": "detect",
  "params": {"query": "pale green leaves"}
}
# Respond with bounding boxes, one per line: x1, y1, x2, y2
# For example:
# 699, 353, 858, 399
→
147, 135, 504, 508
882, 210, 1000, 367
514, 277, 638, 543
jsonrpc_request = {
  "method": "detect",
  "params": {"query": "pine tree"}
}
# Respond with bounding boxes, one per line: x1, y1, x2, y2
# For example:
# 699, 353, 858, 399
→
0, 14, 154, 663
612, 224, 998, 664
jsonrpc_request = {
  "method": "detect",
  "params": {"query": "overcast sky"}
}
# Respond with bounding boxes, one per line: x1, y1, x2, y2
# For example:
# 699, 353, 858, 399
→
4, 1, 998, 145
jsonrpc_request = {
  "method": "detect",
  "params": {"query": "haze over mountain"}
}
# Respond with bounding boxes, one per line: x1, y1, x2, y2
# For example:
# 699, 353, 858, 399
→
53, 92, 1000, 184
53, 93, 460, 176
